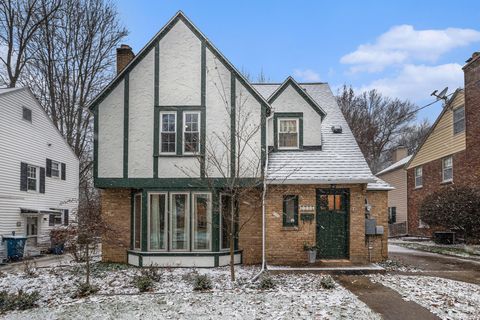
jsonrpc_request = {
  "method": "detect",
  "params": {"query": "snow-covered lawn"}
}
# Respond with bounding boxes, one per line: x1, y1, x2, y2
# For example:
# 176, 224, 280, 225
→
370, 274, 480, 320
0, 263, 381, 319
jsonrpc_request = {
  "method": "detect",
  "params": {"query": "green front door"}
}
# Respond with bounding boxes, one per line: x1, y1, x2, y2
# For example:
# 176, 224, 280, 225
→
316, 188, 349, 259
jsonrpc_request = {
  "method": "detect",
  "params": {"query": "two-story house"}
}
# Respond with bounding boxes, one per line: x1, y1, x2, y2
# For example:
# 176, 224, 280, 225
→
406, 51, 480, 236
90, 12, 391, 267
0, 87, 79, 259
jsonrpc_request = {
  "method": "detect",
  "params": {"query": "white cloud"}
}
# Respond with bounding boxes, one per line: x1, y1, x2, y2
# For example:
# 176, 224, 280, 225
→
358, 63, 463, 101
341, 25, 480, 72
293, 69, 321, 82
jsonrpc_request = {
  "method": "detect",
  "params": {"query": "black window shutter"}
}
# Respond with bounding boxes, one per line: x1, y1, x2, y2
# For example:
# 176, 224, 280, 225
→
61, 163, 66, 180
46, 159, 52, 177
49, 214, 54, 226
39, 167, 45, 193
64, 209, 69, 226
20, 162, 28, 191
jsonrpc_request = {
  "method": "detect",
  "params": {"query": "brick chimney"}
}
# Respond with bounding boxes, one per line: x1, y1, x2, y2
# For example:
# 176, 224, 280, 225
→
391, 146, 408, 163
463, 51, 480, 181
116, 44, 134, 75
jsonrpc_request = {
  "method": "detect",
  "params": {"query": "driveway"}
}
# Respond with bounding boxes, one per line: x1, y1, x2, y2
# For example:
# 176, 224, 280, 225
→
389, 244, 480, 285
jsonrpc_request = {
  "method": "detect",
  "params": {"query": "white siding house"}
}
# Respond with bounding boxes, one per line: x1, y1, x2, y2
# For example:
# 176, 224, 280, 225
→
0, 87, 79, 260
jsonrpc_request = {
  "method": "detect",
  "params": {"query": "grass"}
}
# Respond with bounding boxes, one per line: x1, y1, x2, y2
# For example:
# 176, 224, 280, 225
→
395, 242, 480, 259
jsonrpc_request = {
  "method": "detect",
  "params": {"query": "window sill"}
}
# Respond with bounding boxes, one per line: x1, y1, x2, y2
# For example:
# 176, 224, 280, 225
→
441, 180, 453, 185
154, 154, 203, 158
414, 186, 423, 190
281, 226, 299, 231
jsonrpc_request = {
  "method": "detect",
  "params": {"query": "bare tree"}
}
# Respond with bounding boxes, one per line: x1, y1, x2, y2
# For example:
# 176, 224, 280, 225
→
395, 119, 431, 155
336, 85, 417, 173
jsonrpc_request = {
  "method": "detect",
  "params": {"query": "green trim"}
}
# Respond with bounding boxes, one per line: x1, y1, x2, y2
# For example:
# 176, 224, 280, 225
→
141, 190, 148, 252
282, 195, 299, 227
230, 72, 236, 178
268, 77, 326, 119
154, 154, 199, 158
94, 177, 260, 189
156, 105, 204, 110
200, 40, 206, 177
130, 191, 135, 249
123, 74, 130, 178
273, 112, 304, 151
93, 106, 98, 180
139, 255, 143, 267
153, 43, 160, 178
176, 110, 183, 155
127, 249, 242, 257
212, 191, 220, 252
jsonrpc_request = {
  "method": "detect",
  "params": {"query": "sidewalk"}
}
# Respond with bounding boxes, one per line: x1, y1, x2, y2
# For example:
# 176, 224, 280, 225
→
0, 253, 74, 272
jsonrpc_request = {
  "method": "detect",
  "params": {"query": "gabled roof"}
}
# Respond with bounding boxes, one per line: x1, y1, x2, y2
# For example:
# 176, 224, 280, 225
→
0, 87, 24, 96
405, 88, 463, 169
87, 11, 270, 111
266, 77, 327, 120
376, 155, 412, 176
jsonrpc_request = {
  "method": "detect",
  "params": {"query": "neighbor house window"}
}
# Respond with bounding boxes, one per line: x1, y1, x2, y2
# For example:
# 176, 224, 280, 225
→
453, 106, 465, 134
149, 193, 167, 251
27, 165, 38, 191
133, 194, 142, 250
278, 118, 299, 149
160, 112, 176, 153
192, 193, 212, 251
388, 207, 397, 224
183, 112, 200, 153
414, 166, 423, 188
283, 195, 298, 227
170, 193, 189, 251
442, 156, 453, 182
220, 194, 233, 250
51, 161, 60, 178
49, 213, 62, 226
22, 107, 32, 122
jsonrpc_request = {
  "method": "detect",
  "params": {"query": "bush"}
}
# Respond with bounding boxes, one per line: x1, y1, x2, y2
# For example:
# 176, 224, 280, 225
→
72, 283, 99, 298
133, 275, 154, 292
320, 275, 336, 289
193, 274, 212, 291
419, 185, 480, 243
142, 265, 162, 282
258, 274, 275, 290
0, 290, 40, 312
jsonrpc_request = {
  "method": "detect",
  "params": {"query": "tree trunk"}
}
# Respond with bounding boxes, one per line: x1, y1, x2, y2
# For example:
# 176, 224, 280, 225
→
85, 243, 90, 285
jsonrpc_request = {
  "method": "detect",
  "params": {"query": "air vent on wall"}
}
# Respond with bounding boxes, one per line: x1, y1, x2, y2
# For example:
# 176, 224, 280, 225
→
331, 125, 342, 133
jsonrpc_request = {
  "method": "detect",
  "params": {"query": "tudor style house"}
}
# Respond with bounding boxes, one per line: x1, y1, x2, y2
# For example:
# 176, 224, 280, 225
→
0, 87, 79, 259
91, 12, 391, 267
406, 51, 480, 236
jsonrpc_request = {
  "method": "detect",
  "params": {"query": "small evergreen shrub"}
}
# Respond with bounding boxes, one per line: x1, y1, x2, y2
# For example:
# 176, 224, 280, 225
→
320, 275, 336, 289
0, 290, 40, 312
258, 274, 275, 290
73, 283, 99, 298
142, 265, 162, 282
133, 275, 154, 292
193, 274, 212, 291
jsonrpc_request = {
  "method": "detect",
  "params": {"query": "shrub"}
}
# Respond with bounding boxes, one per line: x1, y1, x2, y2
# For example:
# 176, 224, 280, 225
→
0, 290, 40, 312
419, 185, 480, 243
320, 275, 336, 289
258, 274, 275, 290
22, 258, 38, 278
72, 283, 99, 298
142, 265, 162, 282
133, 275, 154, 292
193, 274, 212, 291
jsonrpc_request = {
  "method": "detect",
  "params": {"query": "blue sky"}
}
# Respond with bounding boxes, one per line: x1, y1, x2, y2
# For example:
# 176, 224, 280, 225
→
115, 0, 480, 122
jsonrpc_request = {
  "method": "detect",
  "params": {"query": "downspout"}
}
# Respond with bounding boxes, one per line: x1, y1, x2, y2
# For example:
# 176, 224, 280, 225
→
251, 112, 273, 282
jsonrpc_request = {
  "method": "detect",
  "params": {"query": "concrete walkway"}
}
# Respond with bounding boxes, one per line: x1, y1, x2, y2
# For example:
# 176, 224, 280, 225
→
0, 253, 73, 272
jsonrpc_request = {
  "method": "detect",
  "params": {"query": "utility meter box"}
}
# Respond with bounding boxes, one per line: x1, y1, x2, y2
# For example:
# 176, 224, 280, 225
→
375, 226, 384, 235
365, 219, 377, 235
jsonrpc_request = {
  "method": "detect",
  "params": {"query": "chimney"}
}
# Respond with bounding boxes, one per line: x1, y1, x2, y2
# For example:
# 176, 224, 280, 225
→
391, 146, 408, 163
463, 51, 480, 180
116, 44, 134, 75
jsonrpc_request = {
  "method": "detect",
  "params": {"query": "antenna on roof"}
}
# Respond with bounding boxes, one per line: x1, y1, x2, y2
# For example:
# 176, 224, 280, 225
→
431, 87, 448, 102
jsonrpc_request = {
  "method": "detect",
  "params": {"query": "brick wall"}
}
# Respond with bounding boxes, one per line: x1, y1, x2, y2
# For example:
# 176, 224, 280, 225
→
464, 53, 480, 183
101, 188, 131, 263
366, 191, 389, 261
116, 45, 134, 75
238, 189, 263, 265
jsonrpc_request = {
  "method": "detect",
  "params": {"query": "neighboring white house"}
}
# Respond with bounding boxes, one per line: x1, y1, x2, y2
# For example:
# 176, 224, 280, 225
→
0, 87, 79, 259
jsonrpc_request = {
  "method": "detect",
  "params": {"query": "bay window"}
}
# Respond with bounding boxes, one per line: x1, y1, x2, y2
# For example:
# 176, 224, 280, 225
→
149, 193, 167, 250
192, 193, 212, 251
170, 193, 189, 251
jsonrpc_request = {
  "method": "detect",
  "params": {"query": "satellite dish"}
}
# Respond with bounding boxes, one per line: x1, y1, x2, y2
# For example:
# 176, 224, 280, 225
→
431, 87, 448, 101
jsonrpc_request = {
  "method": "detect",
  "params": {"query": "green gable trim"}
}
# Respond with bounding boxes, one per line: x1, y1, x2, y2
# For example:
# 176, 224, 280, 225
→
273, 112, 304, 151
94, 177, 261, 189
200, 40, 206, 178
268, 77, 326, 120
93, 106, 99, 180
153, 43, 160, 178
123, 73, 130, 178
230, 72, 236, 178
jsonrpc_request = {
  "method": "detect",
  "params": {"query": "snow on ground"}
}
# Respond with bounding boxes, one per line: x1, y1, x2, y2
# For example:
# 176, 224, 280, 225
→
0, 263, 381, 319
370, 274, 480, 320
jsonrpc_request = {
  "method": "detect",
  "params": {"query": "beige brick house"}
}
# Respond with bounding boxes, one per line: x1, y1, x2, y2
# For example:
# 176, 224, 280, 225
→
89, 12, 391, 267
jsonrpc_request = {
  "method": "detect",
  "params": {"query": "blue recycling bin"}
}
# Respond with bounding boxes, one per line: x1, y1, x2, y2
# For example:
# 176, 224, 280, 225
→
2, 235, 27, 261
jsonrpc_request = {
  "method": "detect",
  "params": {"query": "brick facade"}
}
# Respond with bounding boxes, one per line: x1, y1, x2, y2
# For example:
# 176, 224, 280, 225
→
238, 190, 263, 265
464, 53, 480, 183
101, 188, 132, 263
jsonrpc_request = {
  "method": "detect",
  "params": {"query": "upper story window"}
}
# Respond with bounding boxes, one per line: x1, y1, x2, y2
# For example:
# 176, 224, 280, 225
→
160, 112, 176, 153
414, 166, 423, 188
51, 161, 60, 178
22, 107, 32, 122
27, 165, 38, 191
46, 158, 66, 180
278, 118, 299, 149
442, 156, 453, 182
453, 106, 465, 134
183, 112, 200, 153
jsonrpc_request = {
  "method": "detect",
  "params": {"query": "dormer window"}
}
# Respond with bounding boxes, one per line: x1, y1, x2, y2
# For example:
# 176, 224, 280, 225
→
278, 118, 299, 149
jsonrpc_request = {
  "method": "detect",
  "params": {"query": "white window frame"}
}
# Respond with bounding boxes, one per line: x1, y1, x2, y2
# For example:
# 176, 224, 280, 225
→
442, 156, 453, 183
192, 192, 212, 252
277, 118, 300, 150
183, 111, 201, 154
133, 193, 142, 251
27, 165, 39, 192
414, 166, 423, 188
453, 106, 465, 135
147, 192, 168, 252
169, 192, 190, 252
159, 112, 177, 154
51, 160, 61, 179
